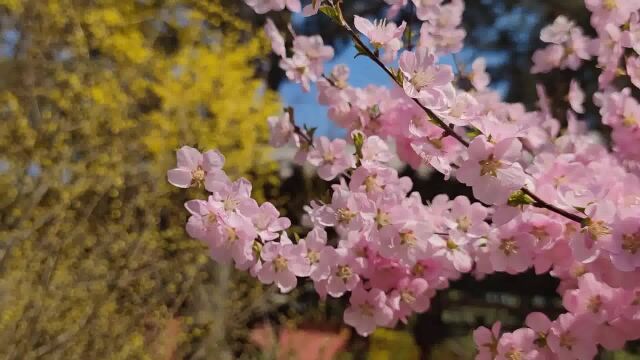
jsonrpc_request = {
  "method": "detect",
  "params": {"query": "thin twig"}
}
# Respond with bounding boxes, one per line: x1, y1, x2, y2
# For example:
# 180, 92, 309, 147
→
285, 107, 314, 147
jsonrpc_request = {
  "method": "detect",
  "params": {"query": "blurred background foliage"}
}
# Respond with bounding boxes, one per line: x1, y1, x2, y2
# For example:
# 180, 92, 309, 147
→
0, 0, 639, 359
0, 0, 285, 358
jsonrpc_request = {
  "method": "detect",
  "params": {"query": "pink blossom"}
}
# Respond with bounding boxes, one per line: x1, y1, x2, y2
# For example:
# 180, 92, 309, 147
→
206, 177, 253, 214
456, 136, 526, 205
416, 0, 466, 55
361, 135, 394, 165
593, 24, 624, 77
471, 112, 525, 143
280, 53, 315, 92
302, 0, 322, 16
536, 83, 552, 118
279, 35, 334, 92
627, 56, 640, 89
399, 48, 455, 107
419, 22, 466, 56
258, 233, 308, 292
267, 112, 295, 147
298, 227, 328, 280
244, 201, 291, 241
568, 79, 585, 114
378, 220, 432, 266
487, 223, 536, 274
563, 273, 621, 323
621, 12, 640, 53
585, 0, 639, 27
307, 137, 355, 180
547, 313, 597, 359
328, 64, 351, 90
184, 196, 226, 242
572, 200, 615, 263
473, 322, 501, 360
525, 312, 554, 358
264, 19, 286, 57
470, 58, 490, 91
385, 0, 409, 18
312, 189, 375, 231
167, 146, 226, 188
607, 215, 640, 271
243, 0, 300, 14
369, 194, 412, 232
531, 45, 564, 73
408, 117, 461, 177
445, 196, 490, 238
430, 232, 473, 273
410, 136, 459, 178
621, 288, 640, 320
354, 16, 406, 63
292, 35, 334, 73
388, 277, 430, 321
210, 213, 257, 268
540, 15, 575, 44
491, 205, 521, 227
522, 212, 564, 251
343, 286, 394, 336
445, 92, 481, 126
597, 320, 630, 351
563, 28, 591, 70
349, 165, 412, 201
496, 328, 538, 360
320, 247, 362, 297
412, 0, 442, 21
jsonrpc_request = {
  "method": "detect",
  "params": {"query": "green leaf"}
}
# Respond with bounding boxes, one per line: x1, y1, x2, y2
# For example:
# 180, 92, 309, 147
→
368, 104, 381, 119
394, 68, 404, 85
403, 24, 412, 49
353, 40, 369, 59
252, 241, 263, 257
319, 5, 341, 24
352, 130, 364, 150
465, 127, 482, 139
507, 190, 535, 207
307, 126, 317, 139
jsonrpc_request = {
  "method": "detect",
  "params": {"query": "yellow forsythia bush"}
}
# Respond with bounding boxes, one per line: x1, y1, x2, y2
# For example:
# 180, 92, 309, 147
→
0, 0, 281, 358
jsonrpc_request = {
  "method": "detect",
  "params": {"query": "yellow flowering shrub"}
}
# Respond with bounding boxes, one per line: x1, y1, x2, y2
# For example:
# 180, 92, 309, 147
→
0, 0, 280, 358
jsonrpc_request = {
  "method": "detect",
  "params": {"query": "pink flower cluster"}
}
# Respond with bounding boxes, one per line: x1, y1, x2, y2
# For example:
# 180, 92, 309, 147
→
173, 0, 640, 357
532, 16, 591, 73
475, 273, 640, 359
243, 0, 301, 14
354, 16, 406, 63
264, 20, 334, 91
596, 88, 640, 166
531, 1, 640, 172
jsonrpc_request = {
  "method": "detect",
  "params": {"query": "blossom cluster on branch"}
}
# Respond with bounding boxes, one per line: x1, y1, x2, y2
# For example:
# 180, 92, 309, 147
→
170, 0, 640, 358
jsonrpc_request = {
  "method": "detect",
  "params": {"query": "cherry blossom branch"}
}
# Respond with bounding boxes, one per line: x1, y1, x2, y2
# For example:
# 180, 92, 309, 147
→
346, 24, 470, 146
520, 188, 585, 224
321, 73, 337, 87
285, 106, 314, 147
331, 6, 586, 224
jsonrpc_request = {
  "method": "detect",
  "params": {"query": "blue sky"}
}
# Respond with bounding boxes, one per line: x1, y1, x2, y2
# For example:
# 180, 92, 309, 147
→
278, 45, 391, 138
278, 45, 509, 137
